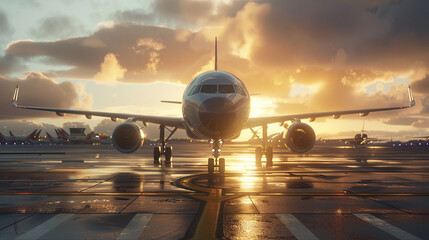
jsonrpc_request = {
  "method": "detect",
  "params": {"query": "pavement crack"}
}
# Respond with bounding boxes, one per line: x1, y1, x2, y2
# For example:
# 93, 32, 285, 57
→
248, 195, 260, 214
118, 194, 142, 214
0, 214, 34, 231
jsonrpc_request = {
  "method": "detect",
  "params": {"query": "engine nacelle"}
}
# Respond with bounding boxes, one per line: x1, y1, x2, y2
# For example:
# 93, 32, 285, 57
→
284, 123, 316, 153
112, 122, 145, 153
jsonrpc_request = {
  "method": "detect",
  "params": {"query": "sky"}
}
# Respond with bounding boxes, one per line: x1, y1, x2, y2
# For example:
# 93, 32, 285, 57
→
1, 0, 429, 141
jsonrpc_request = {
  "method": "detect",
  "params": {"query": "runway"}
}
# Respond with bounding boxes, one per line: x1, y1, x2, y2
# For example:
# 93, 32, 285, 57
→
0, 142, 428, 239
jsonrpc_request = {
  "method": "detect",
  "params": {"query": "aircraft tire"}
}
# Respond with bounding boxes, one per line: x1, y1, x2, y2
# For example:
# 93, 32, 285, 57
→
219, 158, 225, 174
165, 146, 173, 164
208, 158, 215, 174
153, 147, 161, 164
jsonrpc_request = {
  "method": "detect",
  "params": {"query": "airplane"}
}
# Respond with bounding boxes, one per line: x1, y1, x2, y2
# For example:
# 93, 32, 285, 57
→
49, 128, 98, 144
0, 129, 39, 144
322, 121, 384, 146
10, 38, 415, 173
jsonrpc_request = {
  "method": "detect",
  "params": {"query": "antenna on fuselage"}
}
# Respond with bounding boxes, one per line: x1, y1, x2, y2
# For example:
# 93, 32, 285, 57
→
215, 37, 217, 71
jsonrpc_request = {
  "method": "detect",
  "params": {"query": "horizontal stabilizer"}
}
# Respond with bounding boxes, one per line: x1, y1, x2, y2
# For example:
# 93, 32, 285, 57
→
161, 100, 182, 104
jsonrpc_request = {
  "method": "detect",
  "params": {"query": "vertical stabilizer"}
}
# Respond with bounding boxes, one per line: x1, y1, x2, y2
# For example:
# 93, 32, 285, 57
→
27, 129, 38, 141
36, 129, 42, 138
215, 37, 217, 71
9, 131, 14, 137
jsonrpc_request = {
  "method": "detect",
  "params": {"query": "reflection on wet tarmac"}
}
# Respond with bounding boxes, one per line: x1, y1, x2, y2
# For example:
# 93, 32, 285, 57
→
0, 143, 428, 239
112, 173, 143, 192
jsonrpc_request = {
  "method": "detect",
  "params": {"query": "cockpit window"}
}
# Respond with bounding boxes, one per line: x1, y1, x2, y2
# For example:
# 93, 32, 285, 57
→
188, 85, 201, 96
201, 85, 217, 93
234, 85, 247, 96
219, 85, 235, 94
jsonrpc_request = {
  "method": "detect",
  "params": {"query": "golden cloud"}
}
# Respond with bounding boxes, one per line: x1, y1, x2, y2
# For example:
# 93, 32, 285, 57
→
93, 53, 127, 83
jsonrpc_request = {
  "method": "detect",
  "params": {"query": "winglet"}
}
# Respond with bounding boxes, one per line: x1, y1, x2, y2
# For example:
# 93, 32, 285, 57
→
11, 85, 19, 107
408, 85, 415, 107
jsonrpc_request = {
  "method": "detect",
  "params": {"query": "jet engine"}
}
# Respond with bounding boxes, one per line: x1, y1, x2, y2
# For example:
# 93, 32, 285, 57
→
284, 123, 316, 153
112, 122, 145, 153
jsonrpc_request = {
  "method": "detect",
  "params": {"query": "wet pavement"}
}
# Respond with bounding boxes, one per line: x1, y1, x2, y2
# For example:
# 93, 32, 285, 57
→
0, 142, 428, 239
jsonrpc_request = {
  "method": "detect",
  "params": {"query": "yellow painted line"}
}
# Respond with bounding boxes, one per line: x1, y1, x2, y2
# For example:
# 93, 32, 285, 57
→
191, 189, 222, 240
0, 192, 206, 196
246, 192, 429, 196
178, 174, 245, 240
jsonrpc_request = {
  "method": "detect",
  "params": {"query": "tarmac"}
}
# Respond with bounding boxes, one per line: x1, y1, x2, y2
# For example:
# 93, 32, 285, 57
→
0, 142, 428, 239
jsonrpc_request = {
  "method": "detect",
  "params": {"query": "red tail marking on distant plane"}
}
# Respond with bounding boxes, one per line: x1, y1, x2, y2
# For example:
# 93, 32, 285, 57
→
46, 132, 54, 141
35, 129, 42, 138
26, 129, 38, 141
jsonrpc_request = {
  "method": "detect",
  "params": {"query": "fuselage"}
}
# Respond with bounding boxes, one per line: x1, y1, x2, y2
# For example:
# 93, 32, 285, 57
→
182, 71, 250, 140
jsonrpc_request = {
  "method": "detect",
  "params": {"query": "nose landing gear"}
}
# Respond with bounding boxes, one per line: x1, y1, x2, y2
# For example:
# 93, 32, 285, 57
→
208, 139, 225, 174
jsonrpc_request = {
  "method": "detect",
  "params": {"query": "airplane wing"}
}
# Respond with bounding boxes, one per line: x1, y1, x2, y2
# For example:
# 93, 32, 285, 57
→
245, 86, 415, 128
413, 136, 429, 139
11, 85, 185, 129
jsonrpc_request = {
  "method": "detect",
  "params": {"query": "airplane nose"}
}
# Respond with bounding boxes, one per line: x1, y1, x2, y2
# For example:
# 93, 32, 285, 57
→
199, 97, 236, 133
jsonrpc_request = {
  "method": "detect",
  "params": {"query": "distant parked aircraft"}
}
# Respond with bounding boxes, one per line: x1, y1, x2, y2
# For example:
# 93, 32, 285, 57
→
0, 129, 39, 144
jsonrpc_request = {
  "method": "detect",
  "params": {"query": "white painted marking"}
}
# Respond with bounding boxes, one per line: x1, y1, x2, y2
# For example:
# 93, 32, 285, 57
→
16, 214, 74, 240
354, 213, 421, 240
117, 214, 153, 240
276, 214, 319, 240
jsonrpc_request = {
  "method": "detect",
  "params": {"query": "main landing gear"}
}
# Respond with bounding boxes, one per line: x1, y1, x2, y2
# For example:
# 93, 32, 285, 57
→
208, 139, 225, 174
153, 125, 177, 166
251, 124, 273, 167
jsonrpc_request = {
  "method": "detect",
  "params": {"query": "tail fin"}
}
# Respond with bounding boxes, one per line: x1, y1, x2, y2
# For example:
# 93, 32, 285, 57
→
46, 132, 53, 141
27, 129, 38, 140
61, 128, 70, 137
59, 128, 70, 139
214, 37, 217, 71
36, 129, 42, 138
9, 131, 14, 137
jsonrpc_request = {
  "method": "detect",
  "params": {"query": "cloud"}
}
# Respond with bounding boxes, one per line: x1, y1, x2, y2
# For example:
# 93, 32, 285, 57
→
62, 121, 92, 132
0, 73, 82, 120
0, 54, 25, 75
30, 16, 83, 40
0, 120, 57, 136
114, 0, 215, 27
413, 75, 429, 94
93, 53, 127, 83
133, 38, 165, 73
384, 117, 423, 126
0, 10, 13, 38
5, 22, 212, 83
